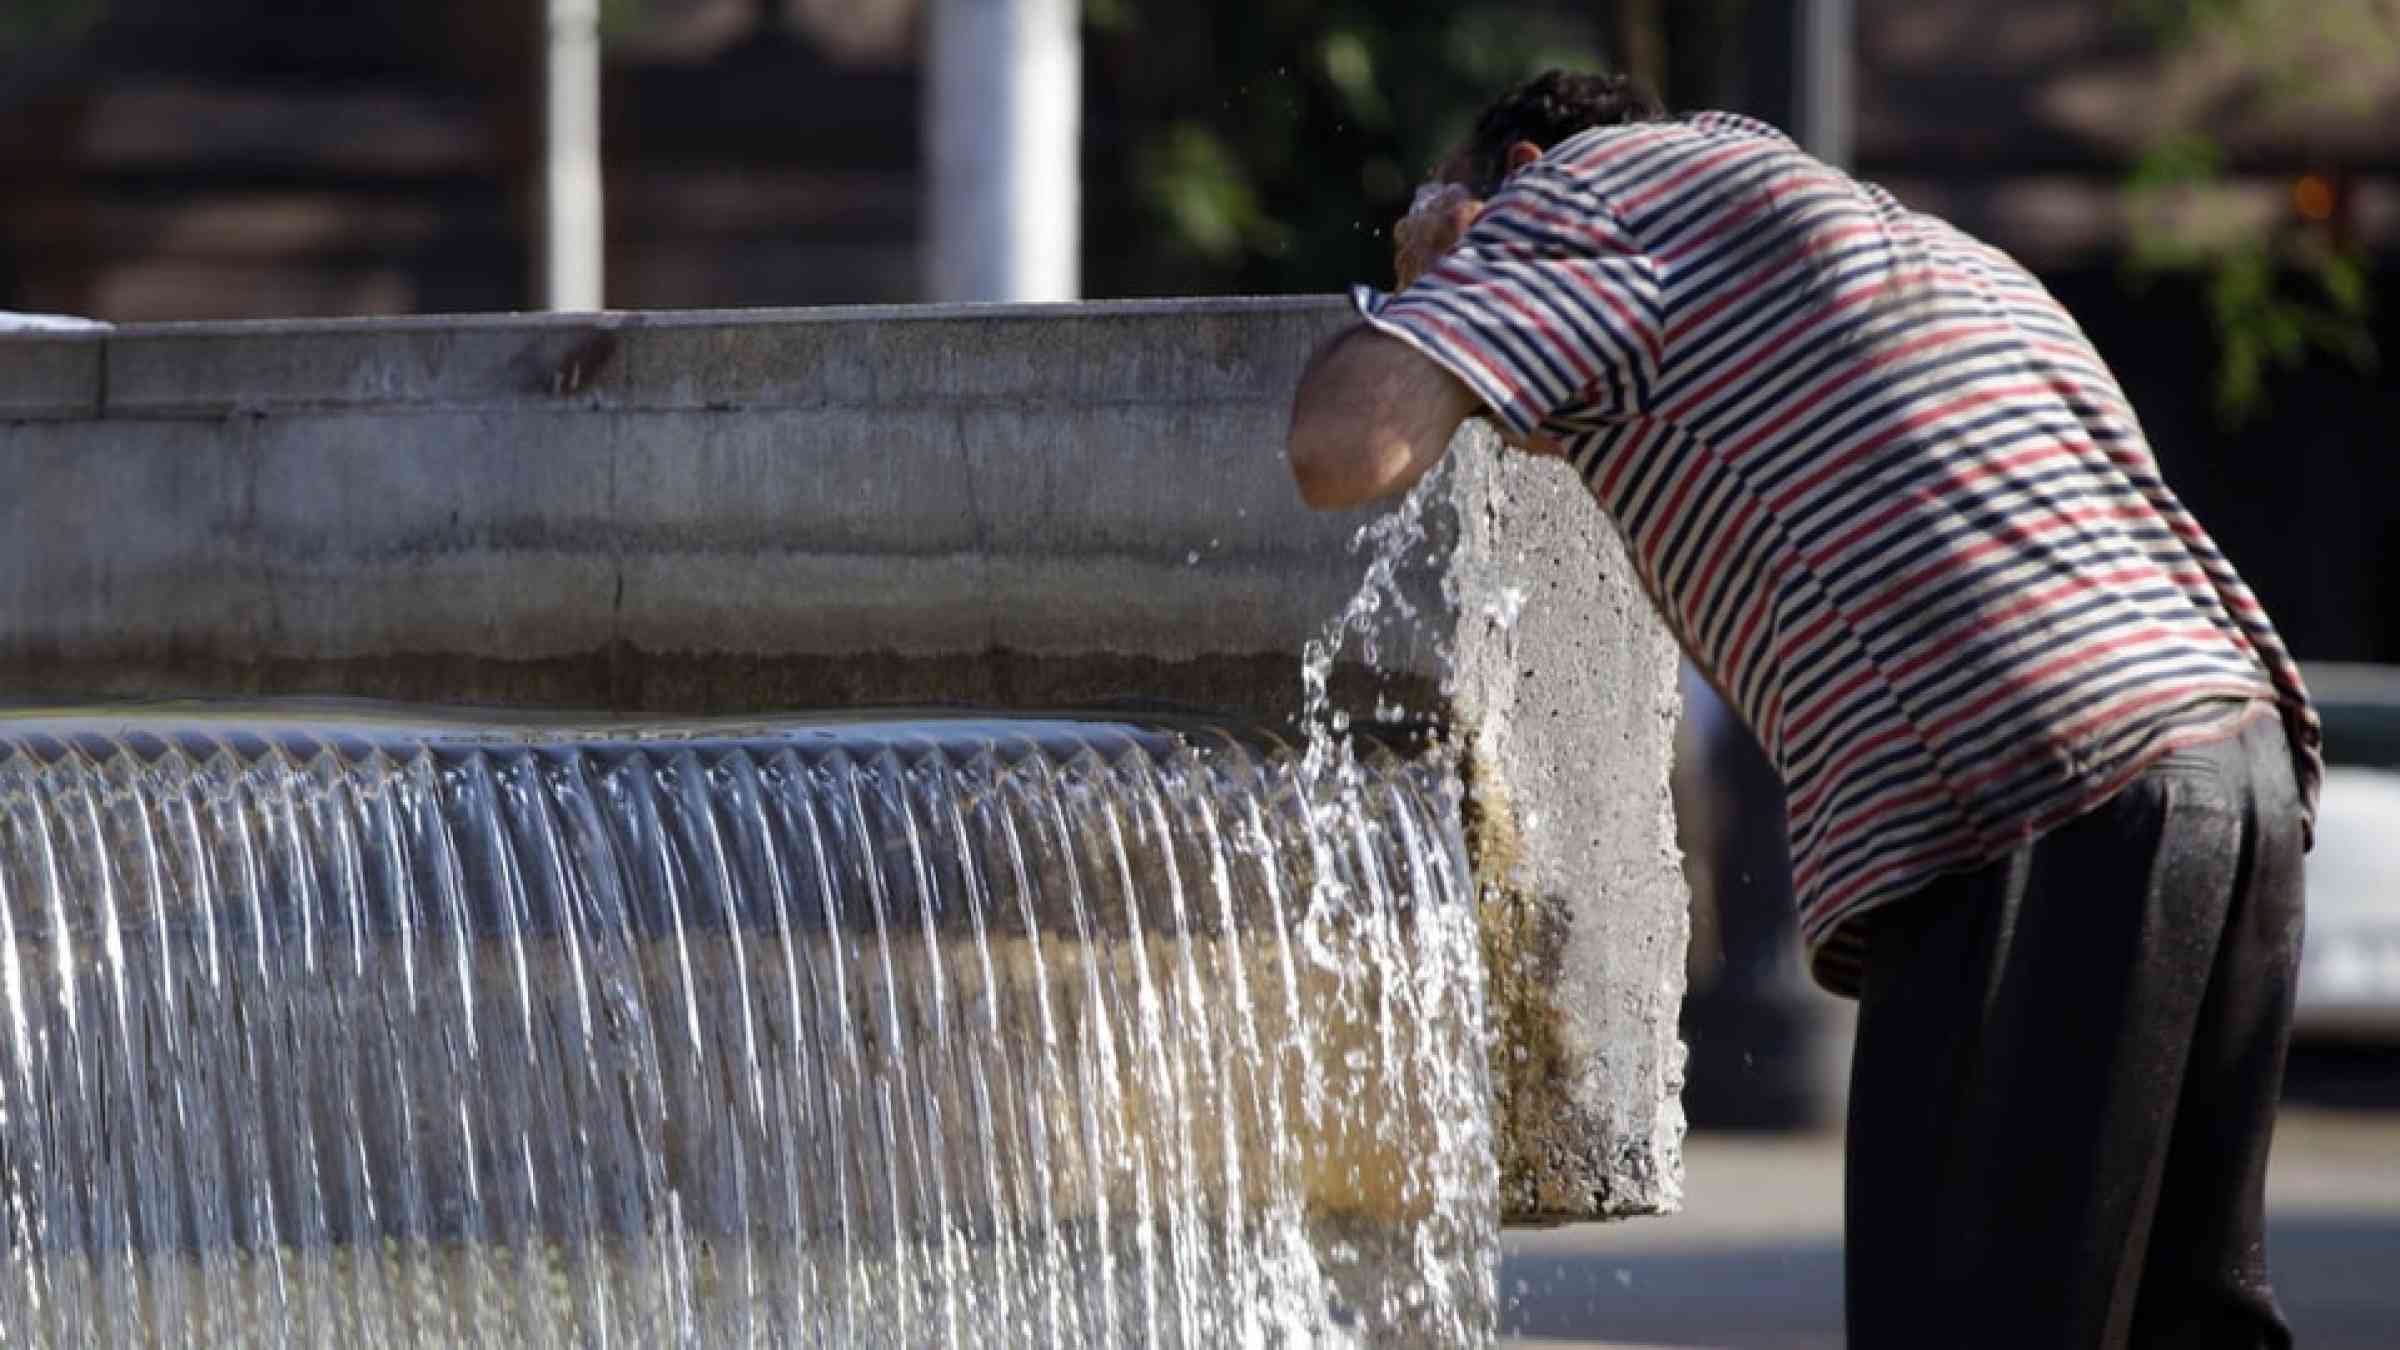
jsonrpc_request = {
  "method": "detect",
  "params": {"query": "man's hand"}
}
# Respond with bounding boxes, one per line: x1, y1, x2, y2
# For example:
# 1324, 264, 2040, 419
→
1393, 184, 1484, 291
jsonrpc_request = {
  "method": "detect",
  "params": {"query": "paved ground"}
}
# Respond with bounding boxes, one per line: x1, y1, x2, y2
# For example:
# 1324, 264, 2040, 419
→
1497, 1105, 2400, 1348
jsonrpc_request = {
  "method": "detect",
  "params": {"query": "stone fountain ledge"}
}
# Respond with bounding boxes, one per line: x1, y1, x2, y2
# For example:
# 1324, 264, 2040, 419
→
0, 297, 1687, 1221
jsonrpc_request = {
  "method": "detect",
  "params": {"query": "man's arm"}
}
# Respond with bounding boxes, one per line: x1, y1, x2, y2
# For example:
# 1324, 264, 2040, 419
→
1286, 325, 1481, 510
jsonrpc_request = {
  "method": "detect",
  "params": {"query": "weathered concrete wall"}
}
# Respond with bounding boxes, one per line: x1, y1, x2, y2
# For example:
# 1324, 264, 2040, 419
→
0, 298, 1684, 1219
1443, 440, 1689, 1219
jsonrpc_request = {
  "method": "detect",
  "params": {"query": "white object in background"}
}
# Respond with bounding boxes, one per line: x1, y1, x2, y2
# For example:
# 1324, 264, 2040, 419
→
541, 0, 605, 311
2296, 765, 2400, 1036
0, 312, 110, 332
924, 0, 1081, 302
1799, 0, 1854, 170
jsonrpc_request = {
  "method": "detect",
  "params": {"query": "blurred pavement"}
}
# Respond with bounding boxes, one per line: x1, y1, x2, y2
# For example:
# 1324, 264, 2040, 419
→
1499, 1105, 2400, 1348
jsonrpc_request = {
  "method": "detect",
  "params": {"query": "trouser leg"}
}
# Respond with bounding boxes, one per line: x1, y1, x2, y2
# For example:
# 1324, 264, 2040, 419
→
1843, 718, 2301, 1350
2130, 719, 2305, 1348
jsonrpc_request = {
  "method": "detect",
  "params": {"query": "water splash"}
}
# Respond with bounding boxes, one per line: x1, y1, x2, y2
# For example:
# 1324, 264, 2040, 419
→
1296, 471, 1456, 794
1290, 470, 1500, 1341
0, 710, 1495, 1347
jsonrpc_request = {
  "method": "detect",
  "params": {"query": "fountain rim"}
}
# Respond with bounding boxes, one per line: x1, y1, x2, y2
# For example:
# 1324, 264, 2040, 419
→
0, 294, 1345, 346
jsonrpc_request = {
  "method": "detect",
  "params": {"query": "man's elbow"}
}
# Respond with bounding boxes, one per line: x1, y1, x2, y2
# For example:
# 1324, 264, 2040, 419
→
1287, 417, 1372, 510
1292, 460, 1347, 511
1287, 441, 1345, 510
1285, 323, 1469, 510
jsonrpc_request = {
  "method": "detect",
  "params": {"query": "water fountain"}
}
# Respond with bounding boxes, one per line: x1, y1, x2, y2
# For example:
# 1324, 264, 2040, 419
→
0, 708, 1497, 1345
0, 298, 1687, 1344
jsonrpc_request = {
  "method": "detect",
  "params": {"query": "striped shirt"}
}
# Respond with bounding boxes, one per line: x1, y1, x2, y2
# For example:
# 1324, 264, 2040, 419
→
1360, 111, 2322, 994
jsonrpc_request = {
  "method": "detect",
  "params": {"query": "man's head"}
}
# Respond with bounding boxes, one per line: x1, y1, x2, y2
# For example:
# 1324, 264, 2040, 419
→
1446, 69, 1666, 197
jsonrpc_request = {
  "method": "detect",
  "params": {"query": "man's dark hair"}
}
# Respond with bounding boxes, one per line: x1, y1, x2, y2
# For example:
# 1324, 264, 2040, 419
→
1454, 69, 1666, 197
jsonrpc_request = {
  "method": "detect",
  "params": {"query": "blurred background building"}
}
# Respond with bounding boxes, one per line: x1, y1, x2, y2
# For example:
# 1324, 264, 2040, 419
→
0, 0, 920, 315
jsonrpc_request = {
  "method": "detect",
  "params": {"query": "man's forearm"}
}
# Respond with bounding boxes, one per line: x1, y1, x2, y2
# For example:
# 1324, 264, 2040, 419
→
1286, 325, 1479, 510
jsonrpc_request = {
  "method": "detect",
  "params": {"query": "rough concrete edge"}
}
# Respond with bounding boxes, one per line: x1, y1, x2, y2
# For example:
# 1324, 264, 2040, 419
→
86, 296, 1359, 418
86, 294, 1342, 341
1464, 767, 1686, 1223
1437, 427, 1689, 1224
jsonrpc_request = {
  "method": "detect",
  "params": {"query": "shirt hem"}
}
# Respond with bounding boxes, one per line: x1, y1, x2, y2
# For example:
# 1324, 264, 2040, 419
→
1799, 694, 2283, 999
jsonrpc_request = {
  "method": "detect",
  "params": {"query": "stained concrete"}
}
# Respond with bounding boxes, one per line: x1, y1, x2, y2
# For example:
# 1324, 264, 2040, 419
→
0, 298, 1685, 1219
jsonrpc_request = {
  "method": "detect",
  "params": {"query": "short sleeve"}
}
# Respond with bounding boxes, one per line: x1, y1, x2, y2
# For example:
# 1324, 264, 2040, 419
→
1358, 166, 1662, 437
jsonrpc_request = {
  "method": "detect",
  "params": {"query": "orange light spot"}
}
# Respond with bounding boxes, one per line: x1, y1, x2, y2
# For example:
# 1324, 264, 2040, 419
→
2293, 174, 2337, 223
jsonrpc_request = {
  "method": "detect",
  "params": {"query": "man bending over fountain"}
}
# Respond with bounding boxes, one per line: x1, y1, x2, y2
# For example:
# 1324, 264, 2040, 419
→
1287, 70, 2318, 1350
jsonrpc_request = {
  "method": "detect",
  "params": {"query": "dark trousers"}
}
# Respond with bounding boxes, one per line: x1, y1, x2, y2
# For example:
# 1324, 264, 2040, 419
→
1846, 713, 2307, 1350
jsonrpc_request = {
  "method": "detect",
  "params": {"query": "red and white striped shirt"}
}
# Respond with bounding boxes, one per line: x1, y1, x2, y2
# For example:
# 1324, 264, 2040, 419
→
1362, 112, 2322, 994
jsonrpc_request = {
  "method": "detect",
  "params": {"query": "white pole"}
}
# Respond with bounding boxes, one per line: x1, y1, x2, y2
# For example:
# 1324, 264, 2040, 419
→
924, 0, 1081, 302
541, 0, 606, 311
1799, 0, 1853, 170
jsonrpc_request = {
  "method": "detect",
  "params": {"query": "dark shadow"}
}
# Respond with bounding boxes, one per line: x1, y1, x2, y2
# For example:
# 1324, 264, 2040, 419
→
2285, 1043, 2400, 1111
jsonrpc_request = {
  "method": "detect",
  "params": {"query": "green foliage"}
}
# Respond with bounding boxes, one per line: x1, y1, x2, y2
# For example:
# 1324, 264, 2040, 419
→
1137, 122, 1280, 262
0, 0, 103, 51
599, 0, 649, 43
1083, 0, 1135, 33
1084, 2, 1610, 296
2206, 249, 2376, 421
2128, 0, 2252, 42
2119, 0, 2387, 424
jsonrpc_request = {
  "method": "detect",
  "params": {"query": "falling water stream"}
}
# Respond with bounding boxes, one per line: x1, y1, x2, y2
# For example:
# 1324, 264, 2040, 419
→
0, 486, 1500, 1348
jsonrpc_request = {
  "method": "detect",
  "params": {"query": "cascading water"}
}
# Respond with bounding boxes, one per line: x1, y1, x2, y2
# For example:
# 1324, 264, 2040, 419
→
0, 700, 1498, 1346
